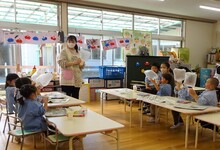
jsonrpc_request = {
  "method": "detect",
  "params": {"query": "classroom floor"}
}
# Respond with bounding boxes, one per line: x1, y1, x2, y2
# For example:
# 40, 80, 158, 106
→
1, 100, 220, 150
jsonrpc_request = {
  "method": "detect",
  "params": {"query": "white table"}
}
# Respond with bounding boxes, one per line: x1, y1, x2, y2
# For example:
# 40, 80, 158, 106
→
100, 88, 145, 127
41, 92, 85, 108
137, 95, 220, 148
48, 110, 124, 150
194, 112, 220, 148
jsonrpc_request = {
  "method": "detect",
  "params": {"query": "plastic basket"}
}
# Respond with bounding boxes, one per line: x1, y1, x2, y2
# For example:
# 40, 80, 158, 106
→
99, 66, 126, 79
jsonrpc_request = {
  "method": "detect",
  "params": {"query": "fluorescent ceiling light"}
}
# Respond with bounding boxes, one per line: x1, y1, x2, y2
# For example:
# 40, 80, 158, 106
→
200, 5, 220, 11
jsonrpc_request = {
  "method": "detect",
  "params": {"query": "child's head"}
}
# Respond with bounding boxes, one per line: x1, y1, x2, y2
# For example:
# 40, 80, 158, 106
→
205, 78, 219, 90
151, 63, 160, 73
5, 73, 19, 89
160, 62, 172, 74
161, 73, 172, 84
15, 77, 32, 89
20, 84, 37, 100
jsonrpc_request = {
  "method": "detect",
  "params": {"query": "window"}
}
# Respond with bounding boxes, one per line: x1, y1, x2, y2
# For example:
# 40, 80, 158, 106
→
134, 15, 159, 34
0, 0, 15, 22
0, 44, 18, 83
159, 40, 181, 52
152, 40, 159, 56
16, 0, 58, 26
80, 34, 102, 78
103, 36, 124, 66
68, 6, 102, 30
21, 44, 55, 73
160, 19, 182, 36
103, 11, 132, 31
0, 0, 58, 26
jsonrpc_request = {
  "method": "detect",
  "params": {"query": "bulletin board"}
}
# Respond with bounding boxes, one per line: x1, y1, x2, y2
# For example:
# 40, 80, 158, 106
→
123, 29, 152, 56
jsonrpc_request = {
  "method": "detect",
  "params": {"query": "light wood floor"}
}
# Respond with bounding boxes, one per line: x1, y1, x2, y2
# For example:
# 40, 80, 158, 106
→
1, 100, 220, 150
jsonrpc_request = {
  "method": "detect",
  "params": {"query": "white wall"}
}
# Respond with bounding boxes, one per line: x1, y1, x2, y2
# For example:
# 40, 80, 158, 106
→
185, 20, 214, 68
213, 21, 220, 48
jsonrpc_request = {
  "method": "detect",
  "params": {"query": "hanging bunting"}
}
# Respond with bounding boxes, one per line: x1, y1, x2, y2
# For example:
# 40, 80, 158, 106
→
4, 31, 60, 44
75, 36, 85, 46
116, 38, 130, 47
4, 32, 24, 44
86, 39, 100, 50
102, 39, 117, 50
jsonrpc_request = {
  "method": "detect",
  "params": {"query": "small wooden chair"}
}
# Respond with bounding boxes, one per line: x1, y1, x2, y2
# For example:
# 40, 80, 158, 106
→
44, 119, 81, 150
5, 115, 43, 150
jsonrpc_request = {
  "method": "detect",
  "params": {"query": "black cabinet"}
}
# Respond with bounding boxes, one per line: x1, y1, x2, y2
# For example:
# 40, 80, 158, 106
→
126, 55, 169, 88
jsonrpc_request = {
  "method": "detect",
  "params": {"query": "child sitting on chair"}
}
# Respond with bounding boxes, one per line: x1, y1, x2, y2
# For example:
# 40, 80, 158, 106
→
142, 63, 161, 114
189, 78, 219, 130
5, 73, 19, 114
15, 77, 48, 105
18, 84, 48, 132
147, 73, 173, 123
170, 81, 194, 129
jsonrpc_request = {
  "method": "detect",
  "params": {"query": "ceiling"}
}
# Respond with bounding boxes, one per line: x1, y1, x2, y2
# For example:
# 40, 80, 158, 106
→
68, 0, 220, 21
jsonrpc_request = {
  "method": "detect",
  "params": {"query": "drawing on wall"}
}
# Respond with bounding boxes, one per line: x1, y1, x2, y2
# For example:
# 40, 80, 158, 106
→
123, 29, 152, 56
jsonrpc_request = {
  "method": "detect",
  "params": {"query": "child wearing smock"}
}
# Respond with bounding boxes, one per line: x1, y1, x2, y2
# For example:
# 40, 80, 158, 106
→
170, 82, 193, 129
189, 78, 219, 130
147, 73, 172, 123
142, 63, 161, 114
145, 63, 162, 94
5, 73, 19, 114
18, 84, 48, 132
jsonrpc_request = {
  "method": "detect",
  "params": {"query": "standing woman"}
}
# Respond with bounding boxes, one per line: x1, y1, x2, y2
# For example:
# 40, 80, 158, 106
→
57, 35, 84, 98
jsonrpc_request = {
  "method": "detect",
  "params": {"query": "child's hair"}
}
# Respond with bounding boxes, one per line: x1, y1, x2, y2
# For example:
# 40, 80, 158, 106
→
209, 78, 219, 89
15, 77, 32, 89
66, 35, 78, 53
5, 73, 19, 89
151, 63, 160, 70
162, 73, 173, 84
15, 77, 32, 105
20, 84, 37, 99
161, 62, 173, 74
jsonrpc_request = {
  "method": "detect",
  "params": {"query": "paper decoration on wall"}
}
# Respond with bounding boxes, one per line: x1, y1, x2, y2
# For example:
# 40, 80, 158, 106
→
86, 39, 100, 50
123, 29, 152, 56
116, 38, 130, 47
4, 31, 60, 44
102, 39, 117, 50
75, 36, 85, 46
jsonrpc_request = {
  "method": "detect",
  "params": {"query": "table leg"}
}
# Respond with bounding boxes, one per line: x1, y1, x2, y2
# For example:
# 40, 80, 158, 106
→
155, 106, 159, 123
69, 136, 74, 150
130, 100, 132, 127
79, 137, 84, 150
124, 99, 126, 112
140, 101, 143, 128
116, 129, 119, 150
195, 119, 200, 148
213, 125, 216, 142
100, 92, 104, 114
185, 115, 190, 148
